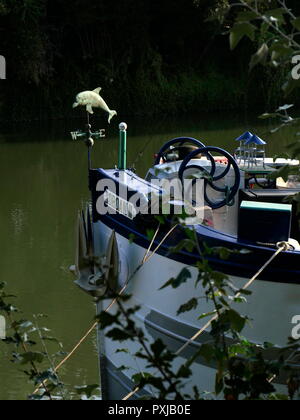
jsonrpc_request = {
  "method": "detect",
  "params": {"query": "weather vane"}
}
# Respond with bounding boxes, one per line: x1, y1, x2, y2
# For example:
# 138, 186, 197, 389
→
70, 87, 117, 168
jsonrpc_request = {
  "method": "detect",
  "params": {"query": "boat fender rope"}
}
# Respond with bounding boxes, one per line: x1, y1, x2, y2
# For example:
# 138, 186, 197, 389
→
276, 241, 292, 252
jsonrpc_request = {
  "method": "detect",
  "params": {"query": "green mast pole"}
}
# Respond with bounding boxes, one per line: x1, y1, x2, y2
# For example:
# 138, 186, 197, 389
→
118, 122, 127, 170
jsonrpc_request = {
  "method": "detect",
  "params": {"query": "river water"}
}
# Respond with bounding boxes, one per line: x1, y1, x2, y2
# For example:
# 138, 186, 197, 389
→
0, 112, 297, 399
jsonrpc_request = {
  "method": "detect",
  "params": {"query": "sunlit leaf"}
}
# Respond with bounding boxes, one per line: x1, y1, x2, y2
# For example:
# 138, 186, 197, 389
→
249, 43, 269, 71
230, 23, 256, 50
259, 112, 280, 119
276, 104, 294, 112
264, 8, 286, 24
198, 310, 217, 320
75, 385, 99, 398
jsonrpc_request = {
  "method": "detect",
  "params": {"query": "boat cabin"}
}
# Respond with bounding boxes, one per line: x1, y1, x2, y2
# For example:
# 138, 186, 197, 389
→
89, 134, 300, 250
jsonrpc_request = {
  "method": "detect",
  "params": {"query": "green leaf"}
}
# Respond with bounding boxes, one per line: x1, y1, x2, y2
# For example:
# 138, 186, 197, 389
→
268, 393, 289, 400
115, 365, 129, 372
270, 42, 293, 61
19, 321, 33, 329
115, 348, 129, 354
154, 215, 166, 225
213, 247, 232, 260
215, 374, 224, 395
198, 344, 215, 363
198, 310, 217, 320
282, 74, 300, 96
129, 233, 136, 244
235, 289, 252, 296
259, 112, 280, 119
132, 372, 152, 384
13, 351, 45, 365
169, 239, 195, 254
106, 328, 133, 342
268, 164, 291, 182
249, 43, 269, 71
34, 369, 60, 386
236, 11, 258, 22
151, 339, 166, 358
230, 23, 256, 50
96, 311, 121, 328
177, 365, 192, 379
41, 336, 63, 347
146, 229, 155, 240
227, 309, 246, 333
287, 141, 300, 158
132, 372, 166, 392
159, 268, 191, 290
177, 298, 198, 315
276, 104, 294, 112
264, 8, 286, 24
75, 384, 99, 398
292, 17, 300, 31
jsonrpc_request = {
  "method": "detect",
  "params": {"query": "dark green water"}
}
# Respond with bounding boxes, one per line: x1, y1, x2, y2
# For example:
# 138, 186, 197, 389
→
0, 113, 297, 399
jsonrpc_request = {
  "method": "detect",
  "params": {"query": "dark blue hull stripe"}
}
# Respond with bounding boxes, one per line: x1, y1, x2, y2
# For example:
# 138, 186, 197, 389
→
97, 214, 300, 285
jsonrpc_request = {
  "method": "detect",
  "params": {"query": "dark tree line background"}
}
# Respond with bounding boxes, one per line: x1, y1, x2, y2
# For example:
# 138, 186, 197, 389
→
0, 0, 299, 121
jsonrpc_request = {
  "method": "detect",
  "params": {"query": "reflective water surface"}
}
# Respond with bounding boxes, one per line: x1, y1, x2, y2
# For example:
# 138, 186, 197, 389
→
0, 112, 297, 399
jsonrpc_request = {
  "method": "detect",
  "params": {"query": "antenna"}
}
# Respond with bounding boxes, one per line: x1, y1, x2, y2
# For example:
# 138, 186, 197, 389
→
118, 122, 127, 170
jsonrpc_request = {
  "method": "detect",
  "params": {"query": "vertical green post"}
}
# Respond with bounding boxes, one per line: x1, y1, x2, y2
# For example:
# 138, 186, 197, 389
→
118, 122, 127, 170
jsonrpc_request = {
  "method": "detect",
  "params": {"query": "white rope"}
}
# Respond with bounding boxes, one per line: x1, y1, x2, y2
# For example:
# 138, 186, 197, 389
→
122, 241, 289, 400
33, 224, 178, 396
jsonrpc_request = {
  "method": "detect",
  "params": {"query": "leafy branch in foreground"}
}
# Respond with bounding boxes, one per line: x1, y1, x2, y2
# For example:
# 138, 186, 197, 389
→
1, 216, 300, 400
221, 1, 300, 206
0, 281, 65, 399
97, 221, 300, 400
0, 282, 99, 400
220, 0, 300, 90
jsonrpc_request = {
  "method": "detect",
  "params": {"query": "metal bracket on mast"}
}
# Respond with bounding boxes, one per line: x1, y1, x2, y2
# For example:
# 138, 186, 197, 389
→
70, 112, 106, 169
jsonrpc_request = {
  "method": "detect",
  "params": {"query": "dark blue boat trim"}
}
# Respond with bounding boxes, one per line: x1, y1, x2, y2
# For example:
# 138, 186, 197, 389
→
90, 167, 300, 285
98, 213, 300, 285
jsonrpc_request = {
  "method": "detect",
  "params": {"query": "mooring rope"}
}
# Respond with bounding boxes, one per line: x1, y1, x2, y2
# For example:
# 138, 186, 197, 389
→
34, 236, 288, 398
142, 223, 161, 264
175, 241, 290, 356
143, 223, 179, 264
121, 241, 290, 400
32, 224, 178, 396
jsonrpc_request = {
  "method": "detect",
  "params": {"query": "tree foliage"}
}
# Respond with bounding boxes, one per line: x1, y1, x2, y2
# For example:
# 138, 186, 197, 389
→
0, 0, 293, 120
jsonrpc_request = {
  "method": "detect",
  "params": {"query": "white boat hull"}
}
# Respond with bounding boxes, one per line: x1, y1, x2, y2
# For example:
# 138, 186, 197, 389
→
95, 220, 300, 399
